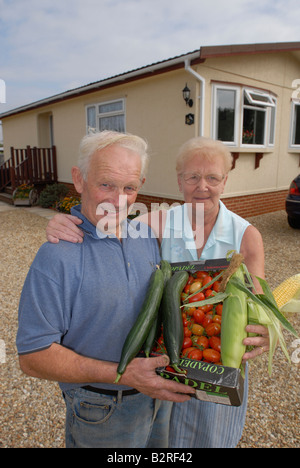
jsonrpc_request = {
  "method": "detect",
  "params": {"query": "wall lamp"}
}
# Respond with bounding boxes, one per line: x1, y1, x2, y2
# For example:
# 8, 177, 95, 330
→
182, 83, 193, 107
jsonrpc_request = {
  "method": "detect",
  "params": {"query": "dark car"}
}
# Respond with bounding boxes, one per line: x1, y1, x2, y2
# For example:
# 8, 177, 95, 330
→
286, 174, 300, 228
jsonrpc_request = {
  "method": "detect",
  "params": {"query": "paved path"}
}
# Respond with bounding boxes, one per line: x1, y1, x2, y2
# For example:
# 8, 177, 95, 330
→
0, 201, 56, 219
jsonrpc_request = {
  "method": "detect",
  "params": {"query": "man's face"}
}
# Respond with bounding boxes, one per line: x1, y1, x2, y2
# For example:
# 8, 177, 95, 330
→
72, 144, 144, 237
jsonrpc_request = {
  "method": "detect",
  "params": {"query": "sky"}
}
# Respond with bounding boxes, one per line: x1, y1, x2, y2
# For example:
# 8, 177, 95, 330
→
0, 0, 300, 119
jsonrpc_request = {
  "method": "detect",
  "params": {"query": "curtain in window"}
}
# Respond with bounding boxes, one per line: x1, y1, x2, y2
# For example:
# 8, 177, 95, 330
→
99, 115, 125, 132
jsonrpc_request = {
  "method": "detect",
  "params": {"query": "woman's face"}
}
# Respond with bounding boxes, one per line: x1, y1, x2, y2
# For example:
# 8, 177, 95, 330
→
177, 153, 228, 217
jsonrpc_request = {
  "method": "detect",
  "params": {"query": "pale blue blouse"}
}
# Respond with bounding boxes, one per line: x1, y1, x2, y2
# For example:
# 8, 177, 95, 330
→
160, 201, 250, 262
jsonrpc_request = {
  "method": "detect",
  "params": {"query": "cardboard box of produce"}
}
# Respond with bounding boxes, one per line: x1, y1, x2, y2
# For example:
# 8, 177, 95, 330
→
156, 358, 244, 406
155, 258, 245, 407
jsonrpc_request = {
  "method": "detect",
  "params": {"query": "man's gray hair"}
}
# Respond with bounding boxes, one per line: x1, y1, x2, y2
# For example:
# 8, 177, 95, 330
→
78, 130, 150, 180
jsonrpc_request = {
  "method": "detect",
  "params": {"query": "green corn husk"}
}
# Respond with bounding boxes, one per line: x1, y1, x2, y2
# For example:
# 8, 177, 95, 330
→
229, 263, 298, 376
220, 263, 248, 376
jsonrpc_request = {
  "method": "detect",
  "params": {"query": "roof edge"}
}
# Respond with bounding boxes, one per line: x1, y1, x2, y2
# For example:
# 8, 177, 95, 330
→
200, 41, 300, 59
0, 49, 201, 119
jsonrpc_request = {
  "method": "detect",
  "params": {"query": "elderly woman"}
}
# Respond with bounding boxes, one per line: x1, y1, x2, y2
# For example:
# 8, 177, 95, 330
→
46, 136, 269, 448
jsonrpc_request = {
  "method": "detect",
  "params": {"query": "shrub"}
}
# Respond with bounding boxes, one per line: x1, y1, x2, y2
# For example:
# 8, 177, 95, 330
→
38, 183, 69, 208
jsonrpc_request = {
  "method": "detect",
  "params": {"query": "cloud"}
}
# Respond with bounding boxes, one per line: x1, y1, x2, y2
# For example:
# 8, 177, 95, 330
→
0, 0, 300, 114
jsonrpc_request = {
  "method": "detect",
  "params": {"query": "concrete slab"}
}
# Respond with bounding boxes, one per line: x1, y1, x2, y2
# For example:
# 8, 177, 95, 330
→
0, 202, 56, 219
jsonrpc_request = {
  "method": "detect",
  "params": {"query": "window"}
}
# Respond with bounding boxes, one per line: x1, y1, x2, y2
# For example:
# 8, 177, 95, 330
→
212, 85, 239, 145
212, 84, 276, 147
290, 101, 300, 147
86, 99, 125, 133
242, 89, 276, 146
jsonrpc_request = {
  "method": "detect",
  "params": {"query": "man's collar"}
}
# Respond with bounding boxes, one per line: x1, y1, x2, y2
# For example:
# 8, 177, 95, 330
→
71, 204, 133, 241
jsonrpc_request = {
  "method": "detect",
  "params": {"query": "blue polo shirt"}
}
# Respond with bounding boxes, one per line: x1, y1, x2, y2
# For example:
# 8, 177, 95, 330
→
16, 205, 160, 392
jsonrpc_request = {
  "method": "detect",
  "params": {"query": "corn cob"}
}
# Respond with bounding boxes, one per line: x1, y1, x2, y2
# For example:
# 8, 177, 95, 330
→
220, 257, 248, 373
272, 274, 300, 312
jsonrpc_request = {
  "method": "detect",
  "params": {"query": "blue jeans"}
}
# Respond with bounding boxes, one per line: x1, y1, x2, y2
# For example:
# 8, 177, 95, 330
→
63, 387, 173, 448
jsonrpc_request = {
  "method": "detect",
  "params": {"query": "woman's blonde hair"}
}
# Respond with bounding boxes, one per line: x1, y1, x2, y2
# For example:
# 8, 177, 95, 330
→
78, 130, 149, 180
176, 137, 233, 175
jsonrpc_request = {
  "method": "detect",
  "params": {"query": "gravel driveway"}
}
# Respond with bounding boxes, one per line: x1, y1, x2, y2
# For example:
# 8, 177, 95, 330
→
0, 208, 299, 448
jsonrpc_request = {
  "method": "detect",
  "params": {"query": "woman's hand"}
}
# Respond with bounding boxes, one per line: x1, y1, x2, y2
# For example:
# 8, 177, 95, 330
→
242, 324, 270, 361
46, 213, 84, 244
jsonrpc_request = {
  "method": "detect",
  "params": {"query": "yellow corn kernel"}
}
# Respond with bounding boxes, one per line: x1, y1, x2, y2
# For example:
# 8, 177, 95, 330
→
273, 274, 300, 309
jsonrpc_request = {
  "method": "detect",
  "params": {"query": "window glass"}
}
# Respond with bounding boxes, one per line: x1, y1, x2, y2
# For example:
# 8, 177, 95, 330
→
216, 89, 236, 143
292, 103, 300, 145
99, 101, 123, 114
99, 115, 125, 132
242, 107, 265, 145
87, 106, 96, 131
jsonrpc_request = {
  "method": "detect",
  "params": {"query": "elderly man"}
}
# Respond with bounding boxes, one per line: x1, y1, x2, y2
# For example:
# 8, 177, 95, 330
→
16, 130, 194, 449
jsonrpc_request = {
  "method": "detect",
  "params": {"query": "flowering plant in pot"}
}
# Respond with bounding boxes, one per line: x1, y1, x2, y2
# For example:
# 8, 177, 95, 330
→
13, 184, 38, 206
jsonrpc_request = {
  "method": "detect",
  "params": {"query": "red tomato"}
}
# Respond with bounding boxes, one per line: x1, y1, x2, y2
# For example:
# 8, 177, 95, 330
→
181, 346, 196, 357
184, 326, 192, 337
203, 348, 221, 363
215, 303, 223, 316
205, 322, 221, 337
213, 281, 221, 293
202, 314, 213, 328
187, 275, 195, 285
182, 337, 193, 349
202, 275, 212, 289
195, 271, 207, 280
202, 304, 214, 313
205, 288, 214, 298
208, 336, 221, 352
186, 306, 196, 317
188, 291, 205, 303
193, 309, 205, 325
184, 284, 191, 294
191, 324, 204, 336
213, 315, 222, 325
197, 336, 209, 349
188, 349, 203, 360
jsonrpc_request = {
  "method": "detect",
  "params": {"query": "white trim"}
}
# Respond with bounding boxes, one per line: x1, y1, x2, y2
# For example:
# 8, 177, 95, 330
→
244, 88, 276, 107
211, 84, 240, 146
289, 100, 300, 148
184, 59, 205, 136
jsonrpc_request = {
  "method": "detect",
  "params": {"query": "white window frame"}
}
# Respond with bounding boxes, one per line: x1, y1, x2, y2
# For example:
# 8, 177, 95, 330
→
290, 100, 300, 148
244, 89, 275, 108
86, 98, 126, 134
212, 83, 277, 148
211, 84, 240, 146
241, 88, 277, 148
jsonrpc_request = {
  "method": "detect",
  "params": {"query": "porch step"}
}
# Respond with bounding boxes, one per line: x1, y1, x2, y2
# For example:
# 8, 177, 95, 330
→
4, 186, 13, 194
0, 191, 13, 205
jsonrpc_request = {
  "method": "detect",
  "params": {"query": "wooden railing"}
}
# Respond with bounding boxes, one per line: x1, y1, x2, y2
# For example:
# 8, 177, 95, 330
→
0, 145, 57, 191
0, 158, 15, 191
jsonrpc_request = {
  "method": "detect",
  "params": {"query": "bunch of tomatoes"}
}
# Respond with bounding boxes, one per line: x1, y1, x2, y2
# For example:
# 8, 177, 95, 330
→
153, 270, 224, 365
180, 270, 223, 364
